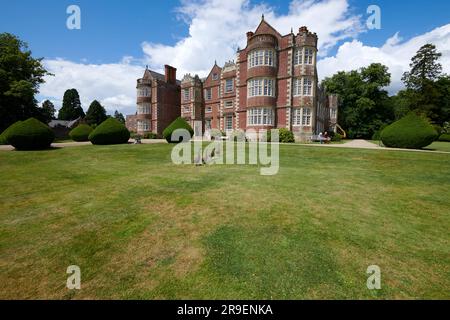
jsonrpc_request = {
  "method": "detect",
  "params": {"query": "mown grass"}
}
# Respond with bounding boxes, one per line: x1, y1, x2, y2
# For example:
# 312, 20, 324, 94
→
0, 143, 449, 299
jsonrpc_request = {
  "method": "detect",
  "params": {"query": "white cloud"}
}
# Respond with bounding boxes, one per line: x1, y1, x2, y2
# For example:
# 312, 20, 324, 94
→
142, 0, 363, 76
318, 24, 450, 93
39, 59, 143, 116
38, 0, 450, 116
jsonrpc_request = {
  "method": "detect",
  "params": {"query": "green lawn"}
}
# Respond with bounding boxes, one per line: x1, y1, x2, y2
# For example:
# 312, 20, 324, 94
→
0, 143, 449, 299
425, 141, 450, 152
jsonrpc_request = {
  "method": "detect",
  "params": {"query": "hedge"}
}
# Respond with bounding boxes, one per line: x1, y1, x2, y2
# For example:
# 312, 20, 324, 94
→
266, 128, 295, 143
0, 121, 22, 145
438, 133, 450, 142
69, 124, 93, 142
380, 113, 438, 149
88, 118, 130, 145
7, 118, 55, 150
162, 117, 194, 143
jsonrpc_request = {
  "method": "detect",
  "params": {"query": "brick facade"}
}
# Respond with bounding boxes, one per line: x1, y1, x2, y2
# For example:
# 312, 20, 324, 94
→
127, 17, 338, 141
179, 17, 338, 141
126, 65, 180, 137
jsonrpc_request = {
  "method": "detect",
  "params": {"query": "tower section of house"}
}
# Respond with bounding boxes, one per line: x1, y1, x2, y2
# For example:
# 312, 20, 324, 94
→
126, 65, 180, 136
233, 16, 333, 140
202, 62, 222, 133
220, 61, 237, 134
180, 74, 203, 136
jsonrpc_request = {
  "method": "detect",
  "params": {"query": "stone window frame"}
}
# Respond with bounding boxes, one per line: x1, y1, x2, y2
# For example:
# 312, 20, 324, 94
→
225, 115, 233, 131
247, 77, 275, 97
205, 88, 212, 100
294, 47, 315, 66
224, 100, 233, 109
248, 49, 276, 69
205, 106, 212, 113
225, 79, 234, 93
247, 107, 274, 126
137, 119, 150, 131
293, 77, 313, 97
183, 88, 190, 101
292, 107, 312, 126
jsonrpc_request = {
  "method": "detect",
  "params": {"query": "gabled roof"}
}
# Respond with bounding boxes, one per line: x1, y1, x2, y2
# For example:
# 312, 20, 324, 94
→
254, 16, 282, 38
204, 62, 222, 82
142, 67, 165, 82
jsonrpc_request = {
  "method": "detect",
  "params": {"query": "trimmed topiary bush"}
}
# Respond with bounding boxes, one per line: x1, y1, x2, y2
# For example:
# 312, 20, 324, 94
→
163, 117, 194, 143
7, 118, 55, 150
69, 124, 93, 142
0, 121, 22, 145
438, 133, 450, 142
88, 118, 130, 145
266, 128, 295, 143
380, 113, 438, 149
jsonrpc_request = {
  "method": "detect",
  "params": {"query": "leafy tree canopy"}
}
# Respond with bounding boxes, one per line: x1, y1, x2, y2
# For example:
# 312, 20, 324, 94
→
322, 63, 394, 138
0, 33, 52, 131
85, 100, 107, 125
58, 88, 85, 120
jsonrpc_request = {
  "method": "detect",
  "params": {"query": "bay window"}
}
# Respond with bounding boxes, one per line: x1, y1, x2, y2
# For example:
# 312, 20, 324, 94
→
247, 78, 275, 97
247, 107, 274, 126
248, 49, 275, 68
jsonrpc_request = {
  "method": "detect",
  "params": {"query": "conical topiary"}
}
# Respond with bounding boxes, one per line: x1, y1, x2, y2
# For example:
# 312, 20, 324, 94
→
69, 124, 93, 142
88, 118, 130, 145
7, 118, 55, 150
162, 117, 194, 143
381, 113, 438, 149
0, 121, 22, 145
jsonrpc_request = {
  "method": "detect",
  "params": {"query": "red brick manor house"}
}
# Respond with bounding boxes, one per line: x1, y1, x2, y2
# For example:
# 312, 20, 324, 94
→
126, 17, 338, 140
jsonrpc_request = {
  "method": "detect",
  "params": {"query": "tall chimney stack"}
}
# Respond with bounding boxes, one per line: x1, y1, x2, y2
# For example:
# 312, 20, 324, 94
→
164, 65, 177, 85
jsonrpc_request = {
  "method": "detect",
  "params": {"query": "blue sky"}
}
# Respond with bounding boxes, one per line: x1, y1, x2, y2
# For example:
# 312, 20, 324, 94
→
1, 0, 450, 114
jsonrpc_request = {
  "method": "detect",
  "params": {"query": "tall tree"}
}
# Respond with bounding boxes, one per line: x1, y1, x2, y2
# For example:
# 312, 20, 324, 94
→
322, 63, 394, 138
40, 100, 56, 123
402, 44, 442, 91
58, 89, 84, 120
114, 110, 125, 124
400, 44, 449, 125
85, 100, 107, 125
0, 33, 52, 132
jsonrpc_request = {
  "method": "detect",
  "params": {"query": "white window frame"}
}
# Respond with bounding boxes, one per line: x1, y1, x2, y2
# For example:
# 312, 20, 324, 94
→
224, 101, 233, 109
294, 47, 315, 65
302, 107, 312, 126
183, 88, 190, 101
183, 106, 190, 113
205, 106, 212, 113
292, 107, 312, 126
303, 77, 313, 96
137, 120, 150, 131
248, 49, 275, 68
205, 88, 212, 100
304, 48, 314, 65
247, 78, 275, 97
247, 107, 274, 126
225, 115, 233, 131
225, 79, 234, 93
137, 103, 151, 115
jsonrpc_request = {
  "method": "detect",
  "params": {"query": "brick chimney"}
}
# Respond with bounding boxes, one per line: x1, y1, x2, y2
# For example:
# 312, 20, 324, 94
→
246, 31, 254, 40
164, 65, 177, 85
